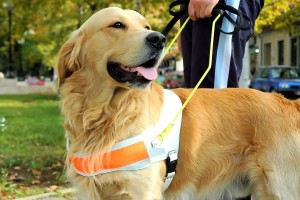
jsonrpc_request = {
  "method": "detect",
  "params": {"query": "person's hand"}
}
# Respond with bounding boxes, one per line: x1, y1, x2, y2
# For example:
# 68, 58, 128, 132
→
188, 0, 219, 21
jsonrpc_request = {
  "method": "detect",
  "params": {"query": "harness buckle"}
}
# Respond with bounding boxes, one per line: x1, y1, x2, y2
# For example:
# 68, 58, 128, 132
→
166, 150, 178, 173
151, 135, 162, 148
163, 150, 178, 191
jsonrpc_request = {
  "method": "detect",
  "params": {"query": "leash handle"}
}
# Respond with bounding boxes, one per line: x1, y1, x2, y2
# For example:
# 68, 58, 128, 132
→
161, 0, 186, 36
161, 0, 253, 36
213, 4, 253, 34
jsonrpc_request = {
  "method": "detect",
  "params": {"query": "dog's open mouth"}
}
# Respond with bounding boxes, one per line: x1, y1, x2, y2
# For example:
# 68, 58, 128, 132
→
107, 57, 158, 84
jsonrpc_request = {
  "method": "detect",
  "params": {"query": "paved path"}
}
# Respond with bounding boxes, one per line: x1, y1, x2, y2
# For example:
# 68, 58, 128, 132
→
0, 79, 57, 94
15, 188, 75, 200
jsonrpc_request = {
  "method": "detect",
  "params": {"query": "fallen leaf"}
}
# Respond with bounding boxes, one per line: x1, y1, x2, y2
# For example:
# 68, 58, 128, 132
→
53, 162, 63, 167
52, 171, 59, 175
1, 191, 7, 197
49, 185, 59, 190
21, 186, 30, 191
8, 175, 16, 181
31, 180, 40, 185
32, 169, 41, 176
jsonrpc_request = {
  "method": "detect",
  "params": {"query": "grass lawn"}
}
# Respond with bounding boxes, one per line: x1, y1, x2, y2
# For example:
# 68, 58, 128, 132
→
0, 94, 68, 199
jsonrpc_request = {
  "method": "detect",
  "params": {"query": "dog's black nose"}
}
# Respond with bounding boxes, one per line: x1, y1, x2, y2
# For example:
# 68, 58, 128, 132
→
146, 32, 166, 50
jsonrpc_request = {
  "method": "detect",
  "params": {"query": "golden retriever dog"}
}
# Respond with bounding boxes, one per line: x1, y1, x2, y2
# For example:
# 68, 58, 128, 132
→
57, 7, 300, 200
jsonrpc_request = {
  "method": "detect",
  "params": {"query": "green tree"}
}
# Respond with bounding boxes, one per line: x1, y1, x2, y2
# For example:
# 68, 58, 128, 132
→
0, 0, 172, 77
1, 0, 298, 78
255, 0, 300, 34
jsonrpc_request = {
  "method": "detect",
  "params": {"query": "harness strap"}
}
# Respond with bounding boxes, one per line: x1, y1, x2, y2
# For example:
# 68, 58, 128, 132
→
68, 90, 182, 190
70, 142, 148, 175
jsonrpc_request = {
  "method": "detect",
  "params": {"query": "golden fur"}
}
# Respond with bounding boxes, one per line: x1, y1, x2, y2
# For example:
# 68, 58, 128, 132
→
57, 7, 300, 200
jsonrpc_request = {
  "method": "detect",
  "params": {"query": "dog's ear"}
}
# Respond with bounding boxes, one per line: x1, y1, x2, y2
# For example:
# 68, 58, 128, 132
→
57, 30, 84, 87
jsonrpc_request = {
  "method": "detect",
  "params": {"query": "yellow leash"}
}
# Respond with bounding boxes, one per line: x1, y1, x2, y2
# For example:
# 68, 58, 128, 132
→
156, 14, 222, 144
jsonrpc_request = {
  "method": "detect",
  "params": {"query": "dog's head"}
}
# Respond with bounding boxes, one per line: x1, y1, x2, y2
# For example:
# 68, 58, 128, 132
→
57, 7, 165, 89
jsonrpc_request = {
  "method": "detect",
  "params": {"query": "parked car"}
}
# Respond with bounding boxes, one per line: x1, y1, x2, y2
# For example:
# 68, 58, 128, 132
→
250, 66, 300, 97
26, 77, 45, 86
162, 71, 185, 89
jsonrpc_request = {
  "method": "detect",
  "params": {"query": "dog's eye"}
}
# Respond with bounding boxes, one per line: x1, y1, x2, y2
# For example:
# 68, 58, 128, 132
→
145, 25, 150, 30
111, 22, 125, 29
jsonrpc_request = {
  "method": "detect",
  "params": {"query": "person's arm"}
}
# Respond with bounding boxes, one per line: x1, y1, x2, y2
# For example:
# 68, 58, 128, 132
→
188, 0, 219, 20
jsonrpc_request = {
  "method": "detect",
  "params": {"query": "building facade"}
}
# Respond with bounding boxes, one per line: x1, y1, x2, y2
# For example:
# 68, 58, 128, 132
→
254, 29, 300, 68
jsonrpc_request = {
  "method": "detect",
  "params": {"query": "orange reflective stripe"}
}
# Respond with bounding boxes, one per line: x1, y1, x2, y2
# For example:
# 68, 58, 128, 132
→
70, 141, 149, 174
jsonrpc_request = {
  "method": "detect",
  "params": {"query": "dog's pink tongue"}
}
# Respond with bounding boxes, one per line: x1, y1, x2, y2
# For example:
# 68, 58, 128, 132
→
132, 67, 158, 80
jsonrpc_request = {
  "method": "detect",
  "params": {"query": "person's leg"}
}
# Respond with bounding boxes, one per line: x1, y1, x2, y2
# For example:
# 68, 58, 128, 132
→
227, 0, 264, 87
181, 15, 222, 88
180, 12, 193, 88
181, 1, 225, 88
190, 17, 219, 88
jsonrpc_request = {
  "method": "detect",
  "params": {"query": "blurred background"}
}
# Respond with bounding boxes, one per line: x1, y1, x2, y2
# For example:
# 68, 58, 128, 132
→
0, 0, 298, 90
0, 0, 300, 199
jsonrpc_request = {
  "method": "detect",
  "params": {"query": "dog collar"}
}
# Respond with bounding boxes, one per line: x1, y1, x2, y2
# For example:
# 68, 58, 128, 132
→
68, 89, 182, 191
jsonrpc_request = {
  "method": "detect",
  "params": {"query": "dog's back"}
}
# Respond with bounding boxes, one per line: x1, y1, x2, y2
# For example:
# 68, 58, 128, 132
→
169, 88, 300, 199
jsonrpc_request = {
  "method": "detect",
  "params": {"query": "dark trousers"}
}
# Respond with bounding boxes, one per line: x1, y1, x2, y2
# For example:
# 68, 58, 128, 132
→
180, 0, 264, 88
